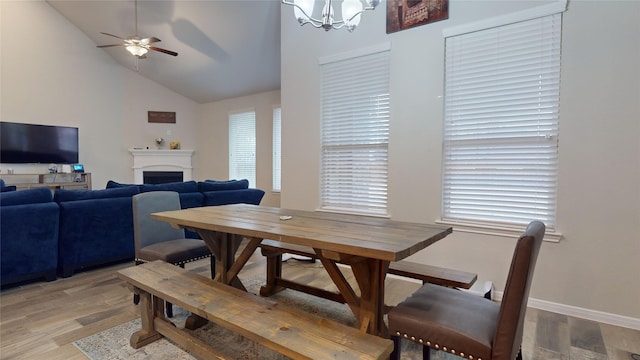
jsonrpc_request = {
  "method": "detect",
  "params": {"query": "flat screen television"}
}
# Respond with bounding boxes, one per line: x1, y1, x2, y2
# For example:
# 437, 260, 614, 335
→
0, 122, 79, 164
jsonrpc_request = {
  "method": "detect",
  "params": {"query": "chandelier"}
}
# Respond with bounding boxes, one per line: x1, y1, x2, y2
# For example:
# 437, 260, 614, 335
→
282, 0, 380, 32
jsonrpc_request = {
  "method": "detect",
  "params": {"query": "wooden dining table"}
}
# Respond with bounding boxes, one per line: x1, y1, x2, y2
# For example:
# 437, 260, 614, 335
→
150, 203, 452, 337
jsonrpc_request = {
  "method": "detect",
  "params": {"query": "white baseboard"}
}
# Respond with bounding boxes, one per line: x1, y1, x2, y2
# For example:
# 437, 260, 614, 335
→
492, 291, 640, 331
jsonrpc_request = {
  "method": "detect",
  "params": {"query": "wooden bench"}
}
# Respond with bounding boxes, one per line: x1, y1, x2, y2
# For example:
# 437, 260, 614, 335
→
118, 260, 393, 360
259, 240, 477, 301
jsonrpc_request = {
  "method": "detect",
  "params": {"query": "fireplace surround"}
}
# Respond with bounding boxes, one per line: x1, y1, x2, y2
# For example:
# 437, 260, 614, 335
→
129, 149, 194, 184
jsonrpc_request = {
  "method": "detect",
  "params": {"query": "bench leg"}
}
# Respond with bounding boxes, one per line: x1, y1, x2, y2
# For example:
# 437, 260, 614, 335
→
259, 249, 286, 297
130, 289, 163, 348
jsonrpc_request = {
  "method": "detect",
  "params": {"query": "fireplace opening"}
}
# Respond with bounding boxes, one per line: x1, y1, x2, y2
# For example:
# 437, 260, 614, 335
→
143, 171, 183, 184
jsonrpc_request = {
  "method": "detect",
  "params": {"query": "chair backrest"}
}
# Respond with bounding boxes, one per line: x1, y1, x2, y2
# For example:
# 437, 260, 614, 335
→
132, 191, 185, 252
492, 220, 545, 360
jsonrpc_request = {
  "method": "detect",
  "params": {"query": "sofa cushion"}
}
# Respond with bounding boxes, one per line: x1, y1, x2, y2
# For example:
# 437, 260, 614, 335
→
198, 179, 249, 192
57, 197, 135, 277
106, 180, 200, 194
179, 192, 205, 209
0, 187, 53, 206
106, 180, 134, 189
54, 186, 140, 203
140, 180, 198, 193
202, 188, 265, 206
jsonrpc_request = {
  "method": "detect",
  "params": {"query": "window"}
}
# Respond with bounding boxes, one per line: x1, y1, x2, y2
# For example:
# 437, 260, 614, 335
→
320, 44, 390, 216
229, 110, 256, 187
442, 12, 562, 231
272, 106, 282, 192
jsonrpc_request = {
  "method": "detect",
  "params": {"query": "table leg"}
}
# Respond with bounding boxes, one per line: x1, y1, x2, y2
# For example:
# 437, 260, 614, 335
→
260, 248, 285, 297
313, 249, 390, 337
351, 258, 388, 337
198, 231, 258, 288
185, 230, 262, 330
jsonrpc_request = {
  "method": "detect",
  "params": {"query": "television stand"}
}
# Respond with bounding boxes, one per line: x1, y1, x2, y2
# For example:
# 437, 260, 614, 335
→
0, 173, 91, 191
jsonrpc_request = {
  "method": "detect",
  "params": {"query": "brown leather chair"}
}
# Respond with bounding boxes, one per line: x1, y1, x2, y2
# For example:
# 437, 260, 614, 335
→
388, 221, 545, 360
132, 191, 214, 317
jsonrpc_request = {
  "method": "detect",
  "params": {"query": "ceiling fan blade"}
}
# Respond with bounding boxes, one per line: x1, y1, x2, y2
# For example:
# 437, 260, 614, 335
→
100, 32, 126, 40
142, 37, 161, 44
149, 46, 178, 56
96, 44, 124, 48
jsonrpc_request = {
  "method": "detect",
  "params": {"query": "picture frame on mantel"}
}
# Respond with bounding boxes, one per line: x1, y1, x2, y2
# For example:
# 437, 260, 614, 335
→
386, 0, 449, 34
148, 111, 176, 123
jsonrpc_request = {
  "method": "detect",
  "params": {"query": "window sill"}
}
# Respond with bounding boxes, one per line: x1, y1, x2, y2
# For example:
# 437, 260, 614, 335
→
436, 219, 562, 243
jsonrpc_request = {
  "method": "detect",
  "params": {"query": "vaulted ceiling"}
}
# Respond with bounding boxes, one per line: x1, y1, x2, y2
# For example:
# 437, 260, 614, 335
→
46, 0, 281, 104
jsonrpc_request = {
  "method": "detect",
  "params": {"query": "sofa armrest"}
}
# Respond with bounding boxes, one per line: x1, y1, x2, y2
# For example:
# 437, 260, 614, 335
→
1, 202, 60, 285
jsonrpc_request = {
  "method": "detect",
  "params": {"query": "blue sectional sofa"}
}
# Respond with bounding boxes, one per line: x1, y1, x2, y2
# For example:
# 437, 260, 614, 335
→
0, 179, 265, 287
1, 187, 60, 286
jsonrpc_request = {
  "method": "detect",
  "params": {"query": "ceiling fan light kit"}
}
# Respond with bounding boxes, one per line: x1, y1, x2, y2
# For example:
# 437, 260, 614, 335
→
96, 0, 177, 59
282, 0, 380, 32
126, 44, 148, 57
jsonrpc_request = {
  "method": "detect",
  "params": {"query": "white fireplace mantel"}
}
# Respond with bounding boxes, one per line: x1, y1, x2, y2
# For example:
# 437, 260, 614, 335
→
129, 149, 194, 183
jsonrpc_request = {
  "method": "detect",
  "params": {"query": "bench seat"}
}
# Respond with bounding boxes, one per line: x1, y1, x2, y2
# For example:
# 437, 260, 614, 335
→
260, 239, 477, 293
118, 260, 393, 360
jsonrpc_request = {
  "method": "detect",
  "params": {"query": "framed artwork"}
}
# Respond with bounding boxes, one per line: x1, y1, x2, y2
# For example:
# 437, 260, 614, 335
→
148, 111, 176, 123
386, 0, 448, 34
170, 141, 181, 150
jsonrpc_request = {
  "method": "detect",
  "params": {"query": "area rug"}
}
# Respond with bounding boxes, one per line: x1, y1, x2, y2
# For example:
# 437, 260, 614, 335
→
74, 276, 450, 359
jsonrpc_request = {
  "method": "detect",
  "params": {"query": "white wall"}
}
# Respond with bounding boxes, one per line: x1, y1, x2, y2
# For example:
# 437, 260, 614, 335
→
0, 0, 199, 189
197, 90, 281, 207
281, 0, 640, 323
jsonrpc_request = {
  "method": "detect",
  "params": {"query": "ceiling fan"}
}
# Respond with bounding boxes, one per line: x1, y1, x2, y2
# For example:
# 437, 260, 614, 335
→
96, 0, 177, 59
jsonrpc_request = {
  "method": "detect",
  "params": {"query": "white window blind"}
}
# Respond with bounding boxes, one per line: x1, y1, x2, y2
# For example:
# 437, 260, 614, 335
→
320, 47, 390, 216
442, 13, 562, 229
229, 110, 256, 187
272, 107, 282, 192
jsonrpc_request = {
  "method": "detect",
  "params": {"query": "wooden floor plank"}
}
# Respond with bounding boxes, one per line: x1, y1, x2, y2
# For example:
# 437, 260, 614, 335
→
25, 343, 88, 360
52, 310, 139, 346
599, 322, 640, 354
534, 308, 570, 354
569, 317, 608, 355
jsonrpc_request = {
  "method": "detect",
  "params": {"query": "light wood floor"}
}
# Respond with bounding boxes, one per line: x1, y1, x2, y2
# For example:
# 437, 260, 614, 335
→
1, 250, 639, 360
